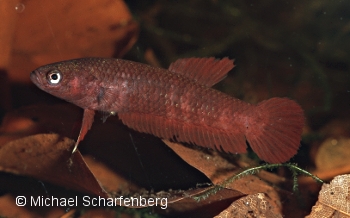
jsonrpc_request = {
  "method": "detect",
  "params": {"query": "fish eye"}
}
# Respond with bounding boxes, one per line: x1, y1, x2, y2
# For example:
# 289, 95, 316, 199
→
46, 70, 62, 85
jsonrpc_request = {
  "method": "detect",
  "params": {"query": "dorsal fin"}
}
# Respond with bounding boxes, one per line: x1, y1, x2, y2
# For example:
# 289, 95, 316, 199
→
168, 57, 234, 87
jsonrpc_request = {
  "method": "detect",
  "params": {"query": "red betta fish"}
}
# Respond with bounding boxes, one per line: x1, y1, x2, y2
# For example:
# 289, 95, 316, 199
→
30, 57, 304, 163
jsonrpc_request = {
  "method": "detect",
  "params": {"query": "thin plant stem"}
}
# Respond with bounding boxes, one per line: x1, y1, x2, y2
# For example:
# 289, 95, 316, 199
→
193, 163, 323, 202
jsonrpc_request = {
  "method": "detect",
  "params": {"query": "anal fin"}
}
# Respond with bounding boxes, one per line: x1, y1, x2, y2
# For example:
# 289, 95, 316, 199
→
118, 112, 247, 154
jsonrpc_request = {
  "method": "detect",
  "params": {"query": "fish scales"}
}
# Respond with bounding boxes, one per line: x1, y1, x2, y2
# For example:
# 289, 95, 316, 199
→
91, 58, 247, 144
30, 57, 305, 163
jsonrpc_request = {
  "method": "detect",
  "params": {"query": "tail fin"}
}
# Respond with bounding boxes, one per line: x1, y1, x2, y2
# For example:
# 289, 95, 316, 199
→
244, 98, 304, 163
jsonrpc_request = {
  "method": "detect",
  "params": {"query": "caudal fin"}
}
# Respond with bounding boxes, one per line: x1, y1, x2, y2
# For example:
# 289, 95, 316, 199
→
244, 98, 304, 163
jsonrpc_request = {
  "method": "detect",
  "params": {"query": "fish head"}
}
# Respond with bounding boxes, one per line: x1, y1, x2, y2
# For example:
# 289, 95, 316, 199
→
30, 59, 100, 108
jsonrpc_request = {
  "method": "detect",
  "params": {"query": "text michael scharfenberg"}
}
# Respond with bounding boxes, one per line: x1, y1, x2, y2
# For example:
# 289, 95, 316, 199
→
19, 196, 168, 209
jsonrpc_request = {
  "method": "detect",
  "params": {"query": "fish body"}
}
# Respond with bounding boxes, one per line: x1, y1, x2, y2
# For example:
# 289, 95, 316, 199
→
30, 57, 304, 163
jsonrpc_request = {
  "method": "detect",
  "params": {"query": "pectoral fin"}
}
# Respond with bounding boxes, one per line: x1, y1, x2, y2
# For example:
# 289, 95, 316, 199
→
72, 108, 95, 153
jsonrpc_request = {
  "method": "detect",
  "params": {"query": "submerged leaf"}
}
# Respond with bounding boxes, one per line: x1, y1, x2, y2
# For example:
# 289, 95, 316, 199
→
163, 140, 282, 214
0, 134, 108, 197
158, 187, 245, 217
306, 174, 350, 218
315, 137, 350, 171
214, 193, 282, 218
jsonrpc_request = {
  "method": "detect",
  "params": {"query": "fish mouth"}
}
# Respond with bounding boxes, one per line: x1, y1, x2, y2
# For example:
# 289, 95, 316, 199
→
30, 70, 42, 86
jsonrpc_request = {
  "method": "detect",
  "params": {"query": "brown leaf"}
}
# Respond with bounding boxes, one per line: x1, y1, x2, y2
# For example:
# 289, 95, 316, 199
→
214, 193, 283, 218
162, 140, 247, 184
0, 133, 108, 197
8, 0, 138, 83
0, 0, 19, 68
162, 187, 245, 217
0, 194, 65, 218
83, 155, 139, 193
300, 138, 350, 183
78, 208, 131, 218
306, 174, 350, 218
0, 104, 81, 145
315, 137, 350, 171
163, 140, 282, 214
